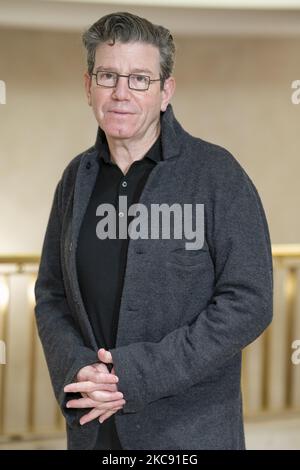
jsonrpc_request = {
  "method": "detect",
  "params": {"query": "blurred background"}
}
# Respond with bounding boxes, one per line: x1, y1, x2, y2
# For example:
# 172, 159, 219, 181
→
0, 0, 300, 450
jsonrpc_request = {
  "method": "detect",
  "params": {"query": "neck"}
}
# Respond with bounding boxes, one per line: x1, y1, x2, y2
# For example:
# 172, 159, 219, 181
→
105, 121, 161, 175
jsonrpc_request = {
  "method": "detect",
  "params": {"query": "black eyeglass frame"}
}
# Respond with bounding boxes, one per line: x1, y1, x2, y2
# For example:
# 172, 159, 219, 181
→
91, 71, 162, 91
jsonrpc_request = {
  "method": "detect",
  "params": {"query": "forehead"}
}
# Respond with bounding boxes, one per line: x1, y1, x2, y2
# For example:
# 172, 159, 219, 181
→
94, 41, 160, 74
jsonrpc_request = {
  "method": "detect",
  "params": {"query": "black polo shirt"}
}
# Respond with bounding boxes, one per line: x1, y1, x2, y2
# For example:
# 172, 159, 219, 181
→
76, 130, 162, 450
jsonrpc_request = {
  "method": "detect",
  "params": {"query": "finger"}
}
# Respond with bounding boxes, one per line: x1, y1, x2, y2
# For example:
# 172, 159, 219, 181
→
79, 401, 123, 425
91, 371, 119, 384
93, 363, 110, 373
68, 387, 123, 402
77, 364, 99, 381
99, 409, 121, 424
99, 406, 122, 424
64, 379, 119, 394
80, 407, 102, 426
64, 375, 118, 393
93, 383, 118, 392
104, 404, 123, 415
95, 398, 126, 411
89, 389, 124, 402
79, 382, 118, 393
66, 396, 95, 409
66, 392, 124, 408
65, 381, 99, 393
78, 368, 118, 384
98, 349, 113, 365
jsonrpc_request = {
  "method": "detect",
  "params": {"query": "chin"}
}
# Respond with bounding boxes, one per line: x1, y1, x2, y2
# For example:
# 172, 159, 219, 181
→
105, 127, 136, 139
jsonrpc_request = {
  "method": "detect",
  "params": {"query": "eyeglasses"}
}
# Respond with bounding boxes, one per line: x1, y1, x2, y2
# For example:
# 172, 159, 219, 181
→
91, 70, 162, 91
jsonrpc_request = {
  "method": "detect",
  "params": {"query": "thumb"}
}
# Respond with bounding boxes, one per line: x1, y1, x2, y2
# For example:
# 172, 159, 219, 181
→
98, 348, 113, 364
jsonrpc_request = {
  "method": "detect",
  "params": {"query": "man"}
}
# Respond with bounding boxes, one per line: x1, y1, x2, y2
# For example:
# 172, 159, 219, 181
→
34, 12, 273, 450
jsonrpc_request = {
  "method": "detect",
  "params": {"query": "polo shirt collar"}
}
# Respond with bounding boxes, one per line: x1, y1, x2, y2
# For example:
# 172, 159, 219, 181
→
98, 131, 162, 165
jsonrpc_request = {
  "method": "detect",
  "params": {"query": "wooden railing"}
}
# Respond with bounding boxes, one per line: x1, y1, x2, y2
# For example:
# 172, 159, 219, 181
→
0, 246, 300, 439
242, 245, 300, 417
0, 255, 64, 439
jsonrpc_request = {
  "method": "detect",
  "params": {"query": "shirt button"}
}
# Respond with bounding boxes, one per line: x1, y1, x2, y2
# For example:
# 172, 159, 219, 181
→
122, 181, 127, 188
118, 211, 124, 217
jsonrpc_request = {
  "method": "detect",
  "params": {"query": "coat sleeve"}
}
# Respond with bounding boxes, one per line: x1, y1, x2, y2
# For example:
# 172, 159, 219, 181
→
34, 178, 98, 427
109, 162, 273, 414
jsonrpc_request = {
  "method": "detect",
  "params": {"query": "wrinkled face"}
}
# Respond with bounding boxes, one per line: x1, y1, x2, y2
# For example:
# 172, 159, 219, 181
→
84, 41, 175, 141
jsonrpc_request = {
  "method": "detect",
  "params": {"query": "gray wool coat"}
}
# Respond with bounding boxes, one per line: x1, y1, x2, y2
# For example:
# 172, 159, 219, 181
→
34, 103, 273, 450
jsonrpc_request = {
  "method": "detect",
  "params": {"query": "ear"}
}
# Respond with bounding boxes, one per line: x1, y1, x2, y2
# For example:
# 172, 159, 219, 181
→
84, 72, 92, 106
160, 76, 176, 112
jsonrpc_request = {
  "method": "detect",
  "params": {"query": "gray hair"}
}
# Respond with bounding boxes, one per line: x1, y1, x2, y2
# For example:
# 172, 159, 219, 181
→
82, 12, 175, 89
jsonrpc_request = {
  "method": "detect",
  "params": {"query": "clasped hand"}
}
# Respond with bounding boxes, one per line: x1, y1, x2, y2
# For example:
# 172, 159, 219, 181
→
64, 348, 126, 425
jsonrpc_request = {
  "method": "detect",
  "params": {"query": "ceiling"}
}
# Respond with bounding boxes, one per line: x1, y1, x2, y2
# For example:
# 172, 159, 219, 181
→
1, 0, 300, 35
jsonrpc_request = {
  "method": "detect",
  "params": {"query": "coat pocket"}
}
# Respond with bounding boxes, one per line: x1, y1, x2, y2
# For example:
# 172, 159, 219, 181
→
167, 246, 210, 267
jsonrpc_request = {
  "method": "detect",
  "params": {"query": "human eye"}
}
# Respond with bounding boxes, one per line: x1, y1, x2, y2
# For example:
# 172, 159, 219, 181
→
129, 74, 149, 89
134, 74, 147, 83
96, 71, 116, 86
99, 71, 114, 80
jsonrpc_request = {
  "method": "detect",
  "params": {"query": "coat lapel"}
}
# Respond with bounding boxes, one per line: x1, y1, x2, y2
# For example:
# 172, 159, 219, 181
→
69, 148, 100, 348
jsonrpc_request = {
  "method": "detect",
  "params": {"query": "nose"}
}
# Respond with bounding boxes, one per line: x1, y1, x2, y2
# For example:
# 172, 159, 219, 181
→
112, 75, 131, 100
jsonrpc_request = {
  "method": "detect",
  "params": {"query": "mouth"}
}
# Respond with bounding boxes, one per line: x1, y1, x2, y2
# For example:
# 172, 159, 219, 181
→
109, 110, 133, 115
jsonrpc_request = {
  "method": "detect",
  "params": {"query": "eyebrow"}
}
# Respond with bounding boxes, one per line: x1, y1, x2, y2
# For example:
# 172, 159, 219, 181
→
95, 66, 154, 75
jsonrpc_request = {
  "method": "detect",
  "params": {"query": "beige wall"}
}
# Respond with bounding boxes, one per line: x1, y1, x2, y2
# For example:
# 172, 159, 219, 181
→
0, 28, 299, 254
